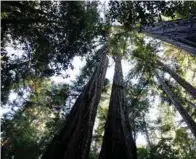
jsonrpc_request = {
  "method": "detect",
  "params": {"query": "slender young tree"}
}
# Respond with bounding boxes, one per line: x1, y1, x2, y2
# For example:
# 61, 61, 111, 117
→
154, 71, 196, 138
99, 56, 137, 159
156, 60, 196, 100
42, 46, 109, 159
131, 37, 196, 100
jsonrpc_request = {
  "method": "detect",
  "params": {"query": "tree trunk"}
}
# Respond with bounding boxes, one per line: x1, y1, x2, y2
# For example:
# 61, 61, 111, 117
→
154, 71, 196, 138
42, 47, 109, 159
142, 18, 196, 56
99, 56, 137, 159
157, 60, 196, 100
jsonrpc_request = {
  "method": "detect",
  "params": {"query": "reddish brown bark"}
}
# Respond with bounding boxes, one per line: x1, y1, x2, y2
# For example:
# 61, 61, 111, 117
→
99, 56, 137, 159
42, 47, 109, 159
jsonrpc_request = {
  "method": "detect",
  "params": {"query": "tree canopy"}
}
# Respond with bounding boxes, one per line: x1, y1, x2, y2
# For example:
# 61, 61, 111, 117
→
1, 1, 196, 159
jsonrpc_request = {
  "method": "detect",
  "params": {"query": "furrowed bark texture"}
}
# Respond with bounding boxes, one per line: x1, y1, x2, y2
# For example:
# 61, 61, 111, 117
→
142, 17, 196, 56
157, 60, 196, 100
42, 47, 109, 159
155, 71, 196, 138
99, 56, 137, 159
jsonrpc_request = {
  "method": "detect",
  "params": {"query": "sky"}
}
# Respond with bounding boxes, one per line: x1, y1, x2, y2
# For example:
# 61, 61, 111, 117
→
51, 55, 131, 83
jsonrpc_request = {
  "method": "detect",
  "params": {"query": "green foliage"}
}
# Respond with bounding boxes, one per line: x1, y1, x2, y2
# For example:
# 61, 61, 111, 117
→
1, 1, 102, 105
173, 128, 196, 159
137, 138, 179, 159
1, 1, 196, 159
108, 1, 196, 27
1, 80, 69, 159
88, 151, 99, 159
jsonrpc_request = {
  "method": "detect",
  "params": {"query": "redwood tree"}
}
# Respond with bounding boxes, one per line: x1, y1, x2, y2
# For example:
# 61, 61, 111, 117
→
42, 47, 109, 159
99, 56, 137, 159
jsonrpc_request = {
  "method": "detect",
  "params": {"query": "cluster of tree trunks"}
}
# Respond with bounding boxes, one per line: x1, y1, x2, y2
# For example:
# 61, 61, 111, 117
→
154, 71, 196, 138
156, 60, 196, 100
99, 56, 137, 159
42, 47, 108, 159
133, 53, 196, 101
42, 17, 196, 159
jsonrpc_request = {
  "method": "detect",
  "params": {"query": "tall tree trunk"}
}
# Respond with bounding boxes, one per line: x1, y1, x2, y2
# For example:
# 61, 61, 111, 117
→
156, 60, 196, 100
42, 47, 109, 159
142, 18, 196, 56
154, 71, 196, 138
99, 56, 137, 159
